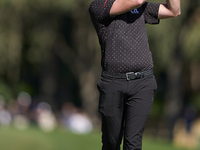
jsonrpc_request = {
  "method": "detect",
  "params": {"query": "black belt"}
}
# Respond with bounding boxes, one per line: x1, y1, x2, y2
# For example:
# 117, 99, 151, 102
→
102, 69, 153, 80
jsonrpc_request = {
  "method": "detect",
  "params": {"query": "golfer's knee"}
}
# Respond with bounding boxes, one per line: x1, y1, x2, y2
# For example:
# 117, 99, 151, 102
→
102, 138, 120, 150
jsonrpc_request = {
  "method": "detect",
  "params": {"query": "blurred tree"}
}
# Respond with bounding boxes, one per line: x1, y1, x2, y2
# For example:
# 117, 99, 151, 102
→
147, 0, 200, 139
0, 0, 101, 125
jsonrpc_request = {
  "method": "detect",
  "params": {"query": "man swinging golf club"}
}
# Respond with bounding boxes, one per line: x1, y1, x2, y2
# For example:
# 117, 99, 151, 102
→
89, 0, 181, 149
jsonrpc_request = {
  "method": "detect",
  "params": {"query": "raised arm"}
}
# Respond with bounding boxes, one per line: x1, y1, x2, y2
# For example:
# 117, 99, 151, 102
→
158, 0, 181, 19
110, 0, 146, 16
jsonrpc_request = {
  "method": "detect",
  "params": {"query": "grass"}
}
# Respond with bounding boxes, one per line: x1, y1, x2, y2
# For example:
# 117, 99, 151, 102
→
0, 126, 191, 150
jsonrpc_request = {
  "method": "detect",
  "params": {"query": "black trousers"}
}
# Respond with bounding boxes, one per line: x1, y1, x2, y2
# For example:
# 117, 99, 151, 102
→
97, 74, 157, 150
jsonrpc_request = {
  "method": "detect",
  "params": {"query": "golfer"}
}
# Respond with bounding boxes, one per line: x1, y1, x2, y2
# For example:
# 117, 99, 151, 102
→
89, 0, 180, 149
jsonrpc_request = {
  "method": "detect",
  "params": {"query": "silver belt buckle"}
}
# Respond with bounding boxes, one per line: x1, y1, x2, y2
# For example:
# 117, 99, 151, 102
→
126, 72, 134, 80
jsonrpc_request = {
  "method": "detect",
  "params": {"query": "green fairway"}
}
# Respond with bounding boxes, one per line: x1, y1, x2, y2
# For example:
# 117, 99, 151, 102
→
0, 127, 191, 150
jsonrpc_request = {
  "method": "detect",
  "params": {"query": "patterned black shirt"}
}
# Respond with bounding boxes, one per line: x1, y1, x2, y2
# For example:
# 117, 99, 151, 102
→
89, 0, 160, 73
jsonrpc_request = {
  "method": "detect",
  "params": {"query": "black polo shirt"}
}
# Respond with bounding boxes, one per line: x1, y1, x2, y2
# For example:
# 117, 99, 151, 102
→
89, 0, 160, 73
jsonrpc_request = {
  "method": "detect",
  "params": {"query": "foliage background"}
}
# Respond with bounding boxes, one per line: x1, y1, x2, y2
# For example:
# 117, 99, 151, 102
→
0, 0, 200, 149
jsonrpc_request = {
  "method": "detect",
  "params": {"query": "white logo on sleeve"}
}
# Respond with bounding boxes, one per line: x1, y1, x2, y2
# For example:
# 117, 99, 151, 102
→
131, 9, 139, 14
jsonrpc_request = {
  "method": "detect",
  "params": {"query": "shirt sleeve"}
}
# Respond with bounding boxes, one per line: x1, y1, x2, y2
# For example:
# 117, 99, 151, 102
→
89, 0, 115, 23
143, 2, 160, 24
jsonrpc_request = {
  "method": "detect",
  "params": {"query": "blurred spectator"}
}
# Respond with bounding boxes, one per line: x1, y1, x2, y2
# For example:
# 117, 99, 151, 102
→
61, 102, 93, 134
0, 95, 5, 110
0, 109, 12, 126
173, 104, 198, 150
68, 109, 93, 134
0, 95, 12, 126
183, 104, 197, 132
12, 114, 29, 130
17, 92, 32, 108
60, 102, 77, 127
10, 92, 32, 130
36, 102, 57, 132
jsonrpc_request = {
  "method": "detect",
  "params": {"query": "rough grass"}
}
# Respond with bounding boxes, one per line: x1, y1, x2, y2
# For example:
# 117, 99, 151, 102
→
0, 126, 190, 150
